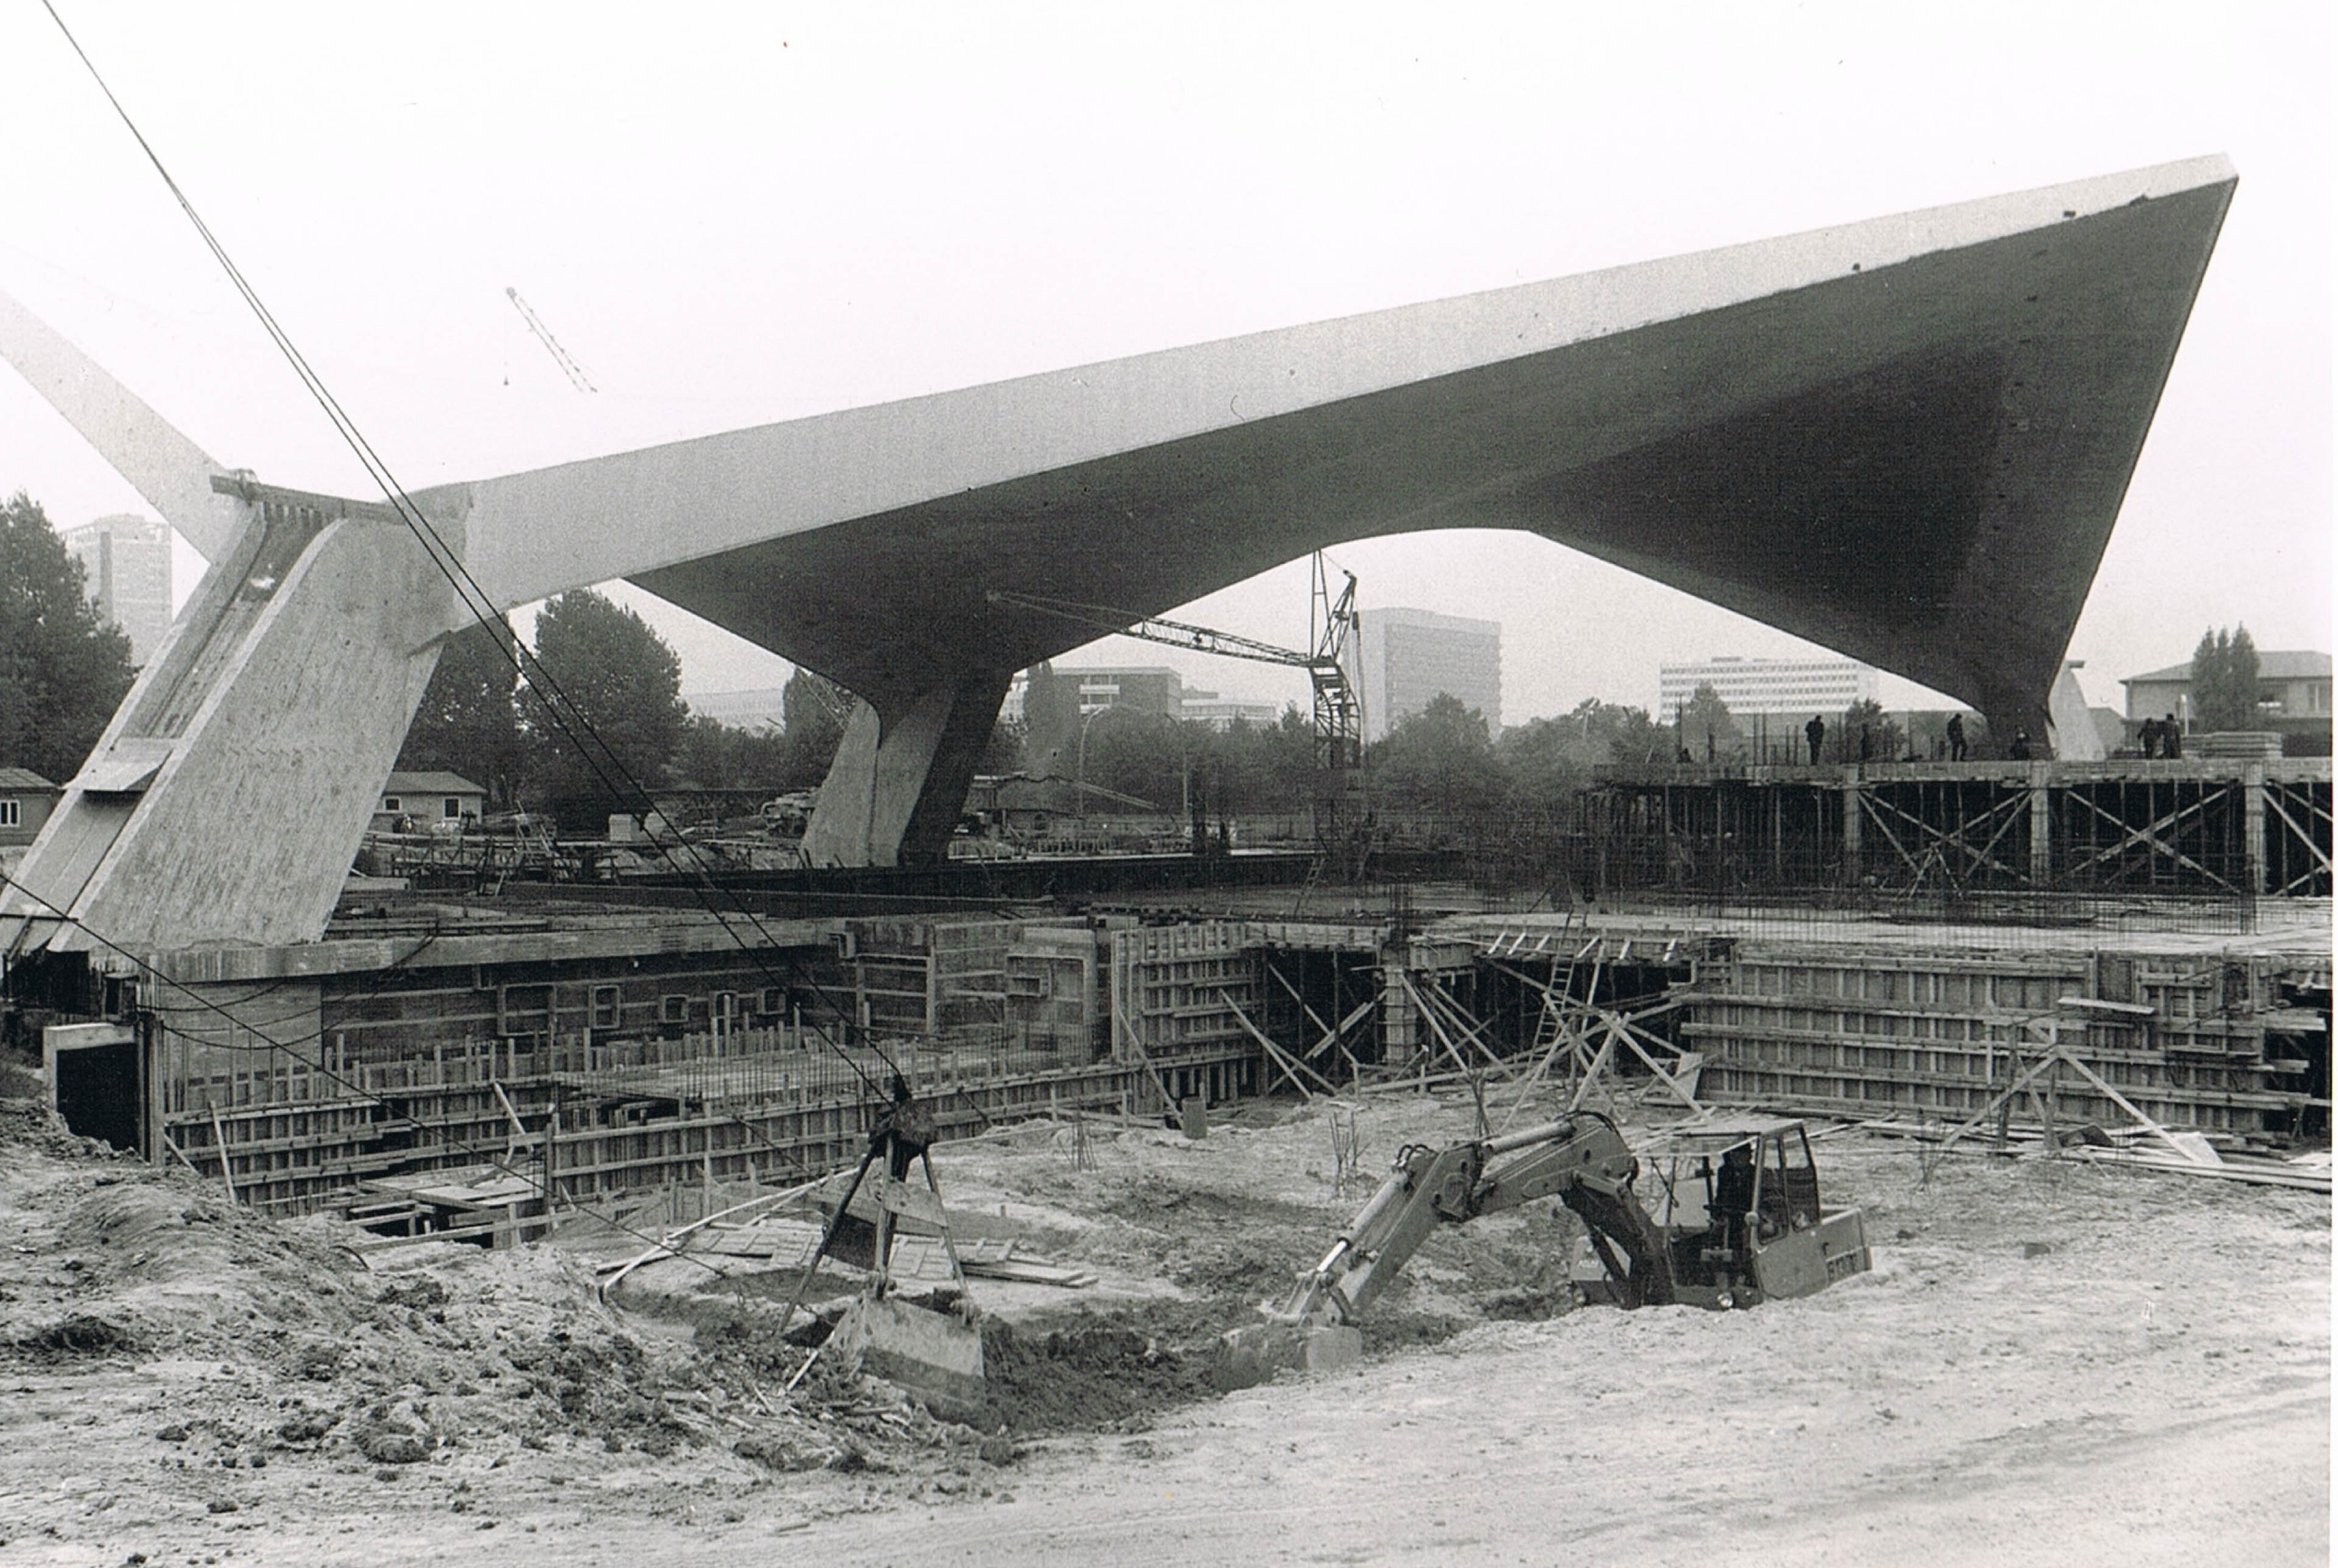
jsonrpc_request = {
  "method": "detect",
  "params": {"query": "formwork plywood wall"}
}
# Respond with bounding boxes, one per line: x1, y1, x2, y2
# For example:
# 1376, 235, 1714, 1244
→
1684, 945, 2300, 1139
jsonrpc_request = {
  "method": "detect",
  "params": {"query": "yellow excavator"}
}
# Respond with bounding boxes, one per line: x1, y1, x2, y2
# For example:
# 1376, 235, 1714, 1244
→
1221, 1112, 1869, 1386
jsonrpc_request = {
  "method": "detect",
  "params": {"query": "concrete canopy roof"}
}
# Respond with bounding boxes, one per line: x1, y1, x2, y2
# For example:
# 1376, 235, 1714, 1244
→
414, 156, 2231, 732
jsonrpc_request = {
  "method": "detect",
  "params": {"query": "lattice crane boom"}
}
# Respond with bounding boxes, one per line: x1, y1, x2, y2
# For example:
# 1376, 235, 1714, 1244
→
986, 556, 1361, 770
505, 287, 599, 393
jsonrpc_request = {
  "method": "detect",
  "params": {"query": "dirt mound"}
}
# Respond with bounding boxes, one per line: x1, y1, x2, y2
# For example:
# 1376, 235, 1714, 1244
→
0, 1054, 114, 1158
977, 1299, 1249, 1433
12, 1311, 148, 1355
41, 1175, 367, 1345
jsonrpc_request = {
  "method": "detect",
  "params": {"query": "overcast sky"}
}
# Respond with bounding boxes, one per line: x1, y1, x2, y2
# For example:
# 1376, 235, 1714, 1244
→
0, 4, 2326, 721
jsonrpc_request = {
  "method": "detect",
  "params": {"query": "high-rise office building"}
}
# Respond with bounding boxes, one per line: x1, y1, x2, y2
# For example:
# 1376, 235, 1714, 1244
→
1657, 655, 1878, 720
61, 514, 172, 667
1357, 608, 1501, 741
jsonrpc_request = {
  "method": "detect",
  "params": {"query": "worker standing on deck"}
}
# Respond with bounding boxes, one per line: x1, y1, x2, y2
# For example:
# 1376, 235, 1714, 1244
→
1946, 713, 1967, 761
1805, 715, 1825, 764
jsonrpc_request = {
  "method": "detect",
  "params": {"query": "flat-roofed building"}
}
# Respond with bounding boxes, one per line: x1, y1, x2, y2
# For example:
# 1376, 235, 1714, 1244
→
2122, 651, 2333, 753
1659, 656, 1879, 721
1059, 666, 1184, 718
61, 514, 171, 666
1358, 608, 1501, 741
1182, 690, 1283, 730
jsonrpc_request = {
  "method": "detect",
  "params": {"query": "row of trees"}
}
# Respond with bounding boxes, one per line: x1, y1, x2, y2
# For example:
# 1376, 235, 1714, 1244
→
1071, 692, 1688, 825
384, 615, 2293, 827
397, 589, 866, 817
0, 495, 135, 783
0, 491, 2291, 828
2189, 625, 2263, 733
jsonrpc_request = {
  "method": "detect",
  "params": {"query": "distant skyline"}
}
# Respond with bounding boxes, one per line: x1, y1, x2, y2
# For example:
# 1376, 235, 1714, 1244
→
0, 6, 2325, 724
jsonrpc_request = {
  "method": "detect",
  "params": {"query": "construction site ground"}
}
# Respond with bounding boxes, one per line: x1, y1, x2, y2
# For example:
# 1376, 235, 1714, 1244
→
0, 1065, 2325, 1566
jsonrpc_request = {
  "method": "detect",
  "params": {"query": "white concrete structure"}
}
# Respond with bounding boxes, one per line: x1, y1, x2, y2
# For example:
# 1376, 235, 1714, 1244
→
0, 156, 2237, 951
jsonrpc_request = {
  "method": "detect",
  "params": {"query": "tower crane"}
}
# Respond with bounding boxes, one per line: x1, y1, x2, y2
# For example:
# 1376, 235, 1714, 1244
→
986, 553, 1362, 770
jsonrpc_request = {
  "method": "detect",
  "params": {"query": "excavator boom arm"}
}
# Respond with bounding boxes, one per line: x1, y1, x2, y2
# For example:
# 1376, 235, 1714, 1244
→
1267, 1113, 1673, 1328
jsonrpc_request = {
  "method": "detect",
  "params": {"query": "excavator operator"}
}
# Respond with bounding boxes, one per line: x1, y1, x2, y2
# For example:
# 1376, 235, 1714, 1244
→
1711, 1143, 1756, 1252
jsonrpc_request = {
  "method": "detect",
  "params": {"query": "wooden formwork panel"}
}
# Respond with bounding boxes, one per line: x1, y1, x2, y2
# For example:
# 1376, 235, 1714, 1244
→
1685, 944, 2305, 1138
169, 1027, 1237, 1213
1110, 921, 1262, 1057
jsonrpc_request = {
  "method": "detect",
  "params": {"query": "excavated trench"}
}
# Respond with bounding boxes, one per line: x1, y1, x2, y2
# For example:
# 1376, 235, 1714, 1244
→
608, 1148, 1599, 1438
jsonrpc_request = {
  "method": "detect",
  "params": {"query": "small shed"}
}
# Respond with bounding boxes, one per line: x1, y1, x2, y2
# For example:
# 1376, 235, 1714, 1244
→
374, 770, 487, 833
0, 768, 61, 847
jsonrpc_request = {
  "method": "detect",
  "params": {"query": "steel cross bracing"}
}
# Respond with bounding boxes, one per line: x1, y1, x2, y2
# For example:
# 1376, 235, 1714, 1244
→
2062, 785, 2242, 893
1861, 788, 2031, 890
2262, 781, 2334, 897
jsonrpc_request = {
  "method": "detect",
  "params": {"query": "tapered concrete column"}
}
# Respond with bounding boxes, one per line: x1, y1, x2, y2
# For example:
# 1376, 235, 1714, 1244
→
1841, 770, 1863, 884
802, 672, 1011, 868
2028, 766, 2054, 885
2243, 762, 2267, 895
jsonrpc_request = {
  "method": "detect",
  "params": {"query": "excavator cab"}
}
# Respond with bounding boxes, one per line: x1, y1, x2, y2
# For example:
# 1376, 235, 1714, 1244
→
1579, 1118, 1870, 1309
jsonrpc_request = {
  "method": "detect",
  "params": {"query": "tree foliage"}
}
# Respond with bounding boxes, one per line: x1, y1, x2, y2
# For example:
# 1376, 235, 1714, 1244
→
0, 494, 136, 783
977, 715, 1025, 777
1494, 715, 1589, 810
1674, 683, 1743, 761
1017, 662, 1081, 773
1825, 698, 1906, 763
520, 589, 688, 808
774, 667, 854, 789
2189, 625, 2263, 732
398, 618, 523, 805
1069, 707, 1321, 818
674, 713, 790, 791
1077, 707, 1188, 808
1517, 699, 1669, 775
1218, 707, 1321, 813
1369, 694, 1504, 814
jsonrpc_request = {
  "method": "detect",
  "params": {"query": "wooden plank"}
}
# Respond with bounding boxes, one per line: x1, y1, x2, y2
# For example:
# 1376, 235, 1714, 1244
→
1398, 972, 1494, 1081
1219, 990, 1338, 1097
209, 1105, 238, 1204
2065, 1147, 2329, 1191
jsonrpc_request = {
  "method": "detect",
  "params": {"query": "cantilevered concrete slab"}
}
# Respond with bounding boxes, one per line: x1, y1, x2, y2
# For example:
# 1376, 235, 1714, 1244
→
0, 157, 2232, 949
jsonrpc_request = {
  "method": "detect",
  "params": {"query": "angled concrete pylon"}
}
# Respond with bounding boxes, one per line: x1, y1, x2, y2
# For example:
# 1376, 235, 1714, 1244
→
0, 156, 2233, 943
0, 292, 461, 956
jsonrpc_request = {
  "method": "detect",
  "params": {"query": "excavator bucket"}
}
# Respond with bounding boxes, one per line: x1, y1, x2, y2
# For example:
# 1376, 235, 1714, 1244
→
791, 1090, 989, 1422
1215, 1322, 1362, 1390
827, 1294, 988, 1423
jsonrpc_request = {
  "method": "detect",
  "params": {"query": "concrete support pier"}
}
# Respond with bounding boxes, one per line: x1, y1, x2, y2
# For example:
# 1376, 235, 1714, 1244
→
804, 672, 1013, 867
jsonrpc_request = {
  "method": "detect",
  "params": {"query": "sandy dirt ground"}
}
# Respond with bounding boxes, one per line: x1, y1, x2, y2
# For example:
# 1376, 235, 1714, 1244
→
0, 1079, 2325, 1567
